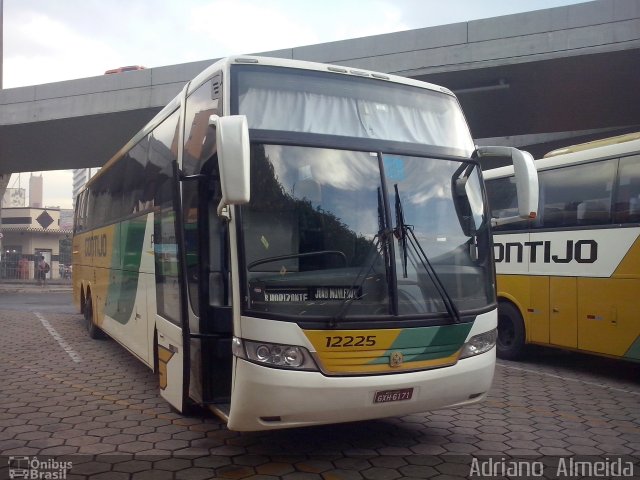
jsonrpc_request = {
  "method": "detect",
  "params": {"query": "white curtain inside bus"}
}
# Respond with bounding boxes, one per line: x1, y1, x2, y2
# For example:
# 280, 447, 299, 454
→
235, 68, 474, 154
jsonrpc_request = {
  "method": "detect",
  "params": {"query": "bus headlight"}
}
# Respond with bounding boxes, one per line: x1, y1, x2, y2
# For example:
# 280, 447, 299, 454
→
232, 337, 318, 371
459, 329, 497, 359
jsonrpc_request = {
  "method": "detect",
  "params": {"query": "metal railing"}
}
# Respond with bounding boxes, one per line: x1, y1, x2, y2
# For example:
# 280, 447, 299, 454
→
0, 253, 72, 283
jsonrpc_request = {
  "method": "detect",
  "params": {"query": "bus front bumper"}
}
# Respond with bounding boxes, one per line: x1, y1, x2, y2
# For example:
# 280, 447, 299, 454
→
224, 348, 495, 431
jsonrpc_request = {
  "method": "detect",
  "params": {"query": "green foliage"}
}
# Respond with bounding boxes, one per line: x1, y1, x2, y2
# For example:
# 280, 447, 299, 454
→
59, 236, 72, 266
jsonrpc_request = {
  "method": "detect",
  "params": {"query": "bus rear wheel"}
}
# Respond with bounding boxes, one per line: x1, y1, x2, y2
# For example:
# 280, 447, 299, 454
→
496, 302, 525, 360
85, 295, 104, 339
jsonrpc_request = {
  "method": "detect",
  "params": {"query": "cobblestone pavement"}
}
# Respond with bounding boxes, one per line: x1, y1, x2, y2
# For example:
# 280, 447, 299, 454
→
0, 303, 639, 479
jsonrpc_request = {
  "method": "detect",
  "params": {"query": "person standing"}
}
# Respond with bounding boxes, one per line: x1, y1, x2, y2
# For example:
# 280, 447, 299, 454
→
18, 256, 29, 279
37, 255, 49, 286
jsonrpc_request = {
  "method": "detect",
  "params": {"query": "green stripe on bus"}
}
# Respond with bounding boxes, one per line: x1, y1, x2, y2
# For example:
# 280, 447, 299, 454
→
624, 335, 640, 362
105, 216, 148, 325
368, 323, 472, 365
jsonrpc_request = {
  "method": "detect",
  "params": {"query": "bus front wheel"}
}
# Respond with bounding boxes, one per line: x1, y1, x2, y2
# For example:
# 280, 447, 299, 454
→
85, 295, 104, 339
496, 302, 525, 360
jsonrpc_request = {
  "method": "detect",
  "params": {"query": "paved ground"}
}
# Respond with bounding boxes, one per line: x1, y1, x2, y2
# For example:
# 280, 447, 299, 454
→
0, 294, 639, 479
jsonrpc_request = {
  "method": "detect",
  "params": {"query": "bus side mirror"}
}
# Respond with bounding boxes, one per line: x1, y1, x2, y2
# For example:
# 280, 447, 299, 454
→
476, 146, 539, 227
451, 164, 484, 237
209, 115, 251, 217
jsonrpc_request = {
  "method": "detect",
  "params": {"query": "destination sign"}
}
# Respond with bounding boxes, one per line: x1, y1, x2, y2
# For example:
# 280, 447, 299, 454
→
253, 286, 362, 303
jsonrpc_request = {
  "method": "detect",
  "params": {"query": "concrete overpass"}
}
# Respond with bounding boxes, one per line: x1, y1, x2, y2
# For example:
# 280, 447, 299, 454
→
1, 0, 639, 176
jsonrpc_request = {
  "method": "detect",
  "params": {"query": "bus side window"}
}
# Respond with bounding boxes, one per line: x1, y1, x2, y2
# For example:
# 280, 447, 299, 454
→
123, 137, 150, 214
90, 175, 111, 228
577, 199, 609, 225
208, 178, 227, 307
539, 159, 616, 228
614, 154, 640, 224
74, 191, 87, 233
152, 109, 181, 326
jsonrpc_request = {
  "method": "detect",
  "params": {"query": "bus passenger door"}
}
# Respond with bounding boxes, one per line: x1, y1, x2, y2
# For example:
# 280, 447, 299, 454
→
199, 181, 233, 405
549, 277, 577, 348
155, 314, 185, 411
153, 166, 188, 412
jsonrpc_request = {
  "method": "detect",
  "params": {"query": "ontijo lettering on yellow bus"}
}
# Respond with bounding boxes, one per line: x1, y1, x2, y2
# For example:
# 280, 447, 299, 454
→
84, 234, 108, 257
494, 239, 598, 264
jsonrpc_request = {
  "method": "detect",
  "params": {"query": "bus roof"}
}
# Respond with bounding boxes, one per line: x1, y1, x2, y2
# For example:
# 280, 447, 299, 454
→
84, 56, 459, 191
543, 132, 640, 158
185, 55, 452, 97
484, 134, 640, 180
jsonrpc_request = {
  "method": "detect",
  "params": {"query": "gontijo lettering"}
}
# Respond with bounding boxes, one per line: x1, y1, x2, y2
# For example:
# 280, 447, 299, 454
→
84, 234, 108, 257
494, 239, 597, 264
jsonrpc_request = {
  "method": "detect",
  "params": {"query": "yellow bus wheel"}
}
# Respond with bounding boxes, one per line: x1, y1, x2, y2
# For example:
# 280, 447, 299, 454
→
496, 302, 525, 360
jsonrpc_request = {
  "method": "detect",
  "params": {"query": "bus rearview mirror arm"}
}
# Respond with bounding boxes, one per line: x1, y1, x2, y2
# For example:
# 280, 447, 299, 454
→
209, 115, 251, 217
475, 146, 539, 227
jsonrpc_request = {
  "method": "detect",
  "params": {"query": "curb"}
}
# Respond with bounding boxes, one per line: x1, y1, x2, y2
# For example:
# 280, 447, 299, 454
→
0, 284, 72, 294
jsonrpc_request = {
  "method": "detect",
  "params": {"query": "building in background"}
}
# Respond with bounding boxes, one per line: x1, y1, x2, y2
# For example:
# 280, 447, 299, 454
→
1, 187, 26, 208
0, 206, 73, 281
72, 168, 99, 208
29, 173, 43, 208
0, 174, 74, 281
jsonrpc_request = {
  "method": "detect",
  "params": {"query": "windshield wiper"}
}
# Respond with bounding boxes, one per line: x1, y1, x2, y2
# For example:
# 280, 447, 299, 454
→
393, 184, 462, 324
330, 187, 393, 327
394, 184, 409, 279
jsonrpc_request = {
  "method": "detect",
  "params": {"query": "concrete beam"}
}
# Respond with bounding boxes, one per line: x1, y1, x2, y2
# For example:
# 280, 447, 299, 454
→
281, 0, 640, 75
0, 0, 638, 174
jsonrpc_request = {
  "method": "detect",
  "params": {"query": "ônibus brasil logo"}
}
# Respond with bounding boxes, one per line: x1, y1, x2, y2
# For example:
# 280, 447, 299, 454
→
8, 456, 72, 479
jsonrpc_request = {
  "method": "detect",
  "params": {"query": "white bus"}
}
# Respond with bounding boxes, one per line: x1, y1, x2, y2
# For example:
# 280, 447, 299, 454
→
73, 56, 537, 431
485, 133, 640, 361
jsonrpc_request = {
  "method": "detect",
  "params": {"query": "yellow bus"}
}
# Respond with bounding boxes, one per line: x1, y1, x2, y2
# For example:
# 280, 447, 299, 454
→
485, 133, 640, 361
73, 56, 537, 431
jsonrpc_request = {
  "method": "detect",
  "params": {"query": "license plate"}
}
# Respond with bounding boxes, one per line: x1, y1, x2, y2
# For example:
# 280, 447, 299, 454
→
373, 387, 414, 403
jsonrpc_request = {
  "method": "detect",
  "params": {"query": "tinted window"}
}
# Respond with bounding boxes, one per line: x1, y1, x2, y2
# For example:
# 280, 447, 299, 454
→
88, 172, 120, 228
122, 138, 150, 215
614, 154, 640, 224
183, 80, 219, 176
538, 160, 616, 228
74, 191, 88, 233
83, 136, 155, 230
152, 110, 182, 325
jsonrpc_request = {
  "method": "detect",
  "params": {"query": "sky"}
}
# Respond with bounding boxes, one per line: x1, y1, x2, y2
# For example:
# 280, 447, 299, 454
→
3, 0, 588, 209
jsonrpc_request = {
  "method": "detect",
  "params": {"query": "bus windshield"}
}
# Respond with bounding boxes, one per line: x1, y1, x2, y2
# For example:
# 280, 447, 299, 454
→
241, 144, 494, 319
233, 65, 474, 156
